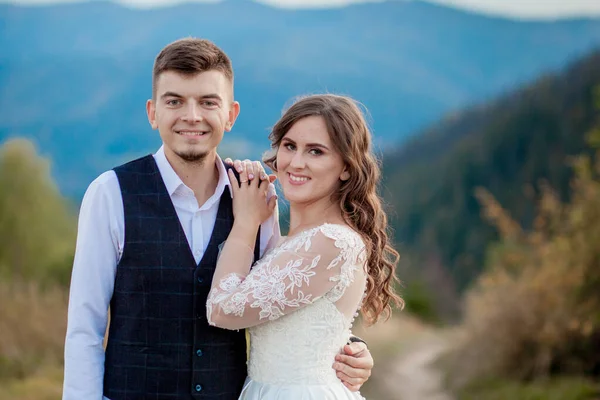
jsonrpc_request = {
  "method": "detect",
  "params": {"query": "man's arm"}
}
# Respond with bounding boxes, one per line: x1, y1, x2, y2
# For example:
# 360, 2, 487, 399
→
63, 172, 121, 400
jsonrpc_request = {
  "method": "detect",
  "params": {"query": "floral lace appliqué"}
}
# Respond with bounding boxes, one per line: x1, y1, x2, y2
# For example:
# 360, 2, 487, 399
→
207, 223, 365, 325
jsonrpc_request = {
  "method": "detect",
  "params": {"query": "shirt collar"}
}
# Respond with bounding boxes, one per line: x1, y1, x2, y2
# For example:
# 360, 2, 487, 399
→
153, 146, 233, 199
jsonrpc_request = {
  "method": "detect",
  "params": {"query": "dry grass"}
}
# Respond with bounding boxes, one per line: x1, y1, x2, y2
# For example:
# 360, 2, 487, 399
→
0, 366, 63, 400
445, 149, 600, 391
0, 281, 67, 384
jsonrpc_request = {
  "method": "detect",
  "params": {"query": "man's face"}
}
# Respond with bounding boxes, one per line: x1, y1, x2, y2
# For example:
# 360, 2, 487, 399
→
146, 70, 239, 164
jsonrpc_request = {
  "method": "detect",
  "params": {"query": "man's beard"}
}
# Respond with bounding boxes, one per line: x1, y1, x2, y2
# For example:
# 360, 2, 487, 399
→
175, 150, 208, 164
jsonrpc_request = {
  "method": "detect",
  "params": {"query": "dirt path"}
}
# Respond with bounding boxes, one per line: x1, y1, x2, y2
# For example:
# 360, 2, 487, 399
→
356, 316, 456, 400
382, 333, 454, 400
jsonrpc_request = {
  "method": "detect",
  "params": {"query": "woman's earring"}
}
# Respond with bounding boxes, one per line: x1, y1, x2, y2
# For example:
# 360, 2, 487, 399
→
340, 171, 350, 181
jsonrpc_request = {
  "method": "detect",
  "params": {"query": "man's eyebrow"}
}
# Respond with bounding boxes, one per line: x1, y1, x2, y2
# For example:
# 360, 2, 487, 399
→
159, 92, 223, 102
160, 91, 183, 99
199, 94, 223, 101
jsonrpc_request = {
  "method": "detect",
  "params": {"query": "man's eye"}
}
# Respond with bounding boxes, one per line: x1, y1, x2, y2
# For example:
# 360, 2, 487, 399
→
166, 99, 181, 106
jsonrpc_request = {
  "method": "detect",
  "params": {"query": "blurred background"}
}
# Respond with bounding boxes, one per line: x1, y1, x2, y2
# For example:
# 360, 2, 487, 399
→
1, 0, 600, 399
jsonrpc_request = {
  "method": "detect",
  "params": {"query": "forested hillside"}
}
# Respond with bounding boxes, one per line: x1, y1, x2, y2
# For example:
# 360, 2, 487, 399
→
384, 49, 600, 294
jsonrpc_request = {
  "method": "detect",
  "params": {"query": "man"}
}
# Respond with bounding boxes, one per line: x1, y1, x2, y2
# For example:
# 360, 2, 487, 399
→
63, 37, 373, 400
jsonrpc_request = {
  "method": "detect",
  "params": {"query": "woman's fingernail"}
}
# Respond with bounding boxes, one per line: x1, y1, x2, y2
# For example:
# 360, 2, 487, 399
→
236, 166, 243, 172
248, 174, 254, 180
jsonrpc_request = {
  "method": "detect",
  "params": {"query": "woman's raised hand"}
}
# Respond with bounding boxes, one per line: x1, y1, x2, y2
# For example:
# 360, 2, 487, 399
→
226, 161, 277, 228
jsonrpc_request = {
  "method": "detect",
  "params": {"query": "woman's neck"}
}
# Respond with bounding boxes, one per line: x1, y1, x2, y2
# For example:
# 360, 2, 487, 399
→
287, 197, 345, 237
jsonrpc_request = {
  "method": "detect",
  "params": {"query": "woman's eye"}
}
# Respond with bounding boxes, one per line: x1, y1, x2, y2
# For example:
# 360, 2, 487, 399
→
309, 148, 323, 156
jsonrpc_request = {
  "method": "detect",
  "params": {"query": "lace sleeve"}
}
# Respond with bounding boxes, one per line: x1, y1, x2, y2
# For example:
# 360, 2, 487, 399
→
206, 225, 364, 330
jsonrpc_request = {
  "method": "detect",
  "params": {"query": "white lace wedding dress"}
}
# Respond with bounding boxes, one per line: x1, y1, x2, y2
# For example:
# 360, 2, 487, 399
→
207, 223, 368, 399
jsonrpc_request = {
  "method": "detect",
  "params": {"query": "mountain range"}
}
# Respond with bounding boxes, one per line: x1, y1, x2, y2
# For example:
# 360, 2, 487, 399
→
1, 0, 600, 197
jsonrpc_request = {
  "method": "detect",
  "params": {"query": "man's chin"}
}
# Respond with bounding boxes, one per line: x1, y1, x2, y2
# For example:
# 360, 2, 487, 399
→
175, 150, 208, 163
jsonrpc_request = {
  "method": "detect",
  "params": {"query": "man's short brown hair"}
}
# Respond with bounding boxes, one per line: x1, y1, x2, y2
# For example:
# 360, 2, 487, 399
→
152, 37, 234, 98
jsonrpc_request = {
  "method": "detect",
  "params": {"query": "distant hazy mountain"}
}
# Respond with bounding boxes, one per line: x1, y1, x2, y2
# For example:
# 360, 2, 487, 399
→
1, 0, 600, 197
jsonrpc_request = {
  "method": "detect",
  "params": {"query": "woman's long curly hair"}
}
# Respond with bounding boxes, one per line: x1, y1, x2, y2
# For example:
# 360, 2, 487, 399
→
263, 94, 404, 325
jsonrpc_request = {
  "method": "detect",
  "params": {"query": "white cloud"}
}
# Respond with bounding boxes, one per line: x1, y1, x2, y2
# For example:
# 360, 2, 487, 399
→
424, 0, 600, 19
3, 0, 600, 18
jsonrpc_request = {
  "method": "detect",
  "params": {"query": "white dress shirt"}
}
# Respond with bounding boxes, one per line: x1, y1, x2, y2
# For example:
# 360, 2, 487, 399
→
62, 146, 280, 400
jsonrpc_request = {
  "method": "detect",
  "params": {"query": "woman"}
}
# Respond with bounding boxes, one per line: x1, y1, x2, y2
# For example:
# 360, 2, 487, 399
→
206, 94, 403, 399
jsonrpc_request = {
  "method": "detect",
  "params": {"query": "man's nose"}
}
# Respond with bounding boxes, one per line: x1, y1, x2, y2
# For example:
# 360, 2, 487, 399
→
181, 102, 203, 123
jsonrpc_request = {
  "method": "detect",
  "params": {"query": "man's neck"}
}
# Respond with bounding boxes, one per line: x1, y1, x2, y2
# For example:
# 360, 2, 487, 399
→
164, 149, 220, 207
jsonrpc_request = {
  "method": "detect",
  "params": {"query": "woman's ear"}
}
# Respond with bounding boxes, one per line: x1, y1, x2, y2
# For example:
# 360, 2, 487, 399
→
340, 168, 350, 181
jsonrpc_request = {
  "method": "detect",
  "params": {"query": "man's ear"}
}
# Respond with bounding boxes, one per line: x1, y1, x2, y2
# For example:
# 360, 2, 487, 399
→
146, 99, 158, 130
226, 101, 241, 132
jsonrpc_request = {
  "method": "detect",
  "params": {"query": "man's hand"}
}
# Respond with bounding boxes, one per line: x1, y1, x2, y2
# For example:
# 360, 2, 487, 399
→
333, 342, 374, 392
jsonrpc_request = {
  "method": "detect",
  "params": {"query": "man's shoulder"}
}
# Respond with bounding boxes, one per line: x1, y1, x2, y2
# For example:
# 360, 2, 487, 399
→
85, 153, 154, 199
112, 154, 155, 174
84, 170, 120, 200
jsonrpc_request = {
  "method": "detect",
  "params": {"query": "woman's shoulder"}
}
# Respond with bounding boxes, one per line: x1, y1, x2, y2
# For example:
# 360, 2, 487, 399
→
312, 223, 366, 264
276, 223, 365, 256
317, 223, 363, 243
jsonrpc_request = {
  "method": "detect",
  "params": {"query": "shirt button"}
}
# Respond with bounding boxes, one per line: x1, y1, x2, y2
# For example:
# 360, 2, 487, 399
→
195, 384, 202, 392
196, 349, 203, 357
197, 277, 204, 284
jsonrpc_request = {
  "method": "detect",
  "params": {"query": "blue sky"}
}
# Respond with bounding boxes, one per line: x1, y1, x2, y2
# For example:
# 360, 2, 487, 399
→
2, 0, 600, 19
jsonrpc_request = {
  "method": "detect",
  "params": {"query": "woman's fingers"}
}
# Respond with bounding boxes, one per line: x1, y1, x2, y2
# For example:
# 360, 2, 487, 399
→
252, 161, 269, 182
227, 169, 240, 193
238, 161, 250, 185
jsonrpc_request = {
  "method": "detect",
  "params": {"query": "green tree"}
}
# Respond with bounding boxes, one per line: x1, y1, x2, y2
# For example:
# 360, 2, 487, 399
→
0, 138, 76, 285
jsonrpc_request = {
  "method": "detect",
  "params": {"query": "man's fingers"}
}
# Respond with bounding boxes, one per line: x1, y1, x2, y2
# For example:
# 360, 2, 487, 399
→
342, 381, 362, 392
233, 159, 243, 173
334, 357, 371, 379
224, 158, 233, 165
335, 370, 365, 388
243, 160, 255, 180
335, 352, 370, 371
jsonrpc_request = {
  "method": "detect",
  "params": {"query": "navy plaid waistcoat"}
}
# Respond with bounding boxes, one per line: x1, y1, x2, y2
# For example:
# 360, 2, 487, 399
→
103, 155, 259, 400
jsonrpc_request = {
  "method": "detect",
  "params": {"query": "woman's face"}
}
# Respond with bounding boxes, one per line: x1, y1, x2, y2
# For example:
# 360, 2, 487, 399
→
276, 116, 348, 206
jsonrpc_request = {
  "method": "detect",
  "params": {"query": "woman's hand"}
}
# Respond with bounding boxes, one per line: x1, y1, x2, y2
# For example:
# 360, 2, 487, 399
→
227, 167, 277, 229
